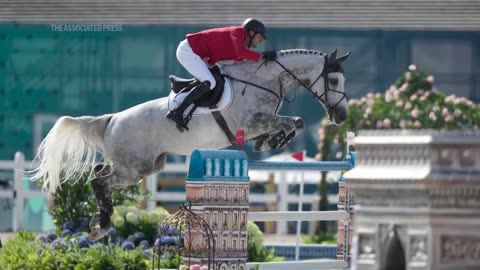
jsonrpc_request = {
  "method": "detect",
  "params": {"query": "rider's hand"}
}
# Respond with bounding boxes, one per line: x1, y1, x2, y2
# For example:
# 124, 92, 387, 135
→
262, 50, 278, 61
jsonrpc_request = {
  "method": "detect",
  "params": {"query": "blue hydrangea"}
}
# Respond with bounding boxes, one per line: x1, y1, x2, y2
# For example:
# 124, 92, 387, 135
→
161, 236, 176, 245
63, 221, 75, 231
121, 241, 134, 250
80, 217, 90, 228
134, 232, 145, 242
79, 236, 89, 248
143, 249, 151, 257
37, 236, 47, 243
46, 233, 57, 242
106, 227, 117, 237
139, 240, 150, 249
61, 229, 72, 238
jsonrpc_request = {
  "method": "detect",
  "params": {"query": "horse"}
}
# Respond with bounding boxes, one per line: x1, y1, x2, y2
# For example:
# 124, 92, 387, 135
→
31, 48, 351, 240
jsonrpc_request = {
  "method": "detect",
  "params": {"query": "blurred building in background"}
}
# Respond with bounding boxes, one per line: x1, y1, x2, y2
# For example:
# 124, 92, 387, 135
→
0, 0, 479, 161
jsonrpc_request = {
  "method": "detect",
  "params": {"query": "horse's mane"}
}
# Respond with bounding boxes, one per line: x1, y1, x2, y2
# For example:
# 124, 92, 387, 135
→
277, 49, 325, 57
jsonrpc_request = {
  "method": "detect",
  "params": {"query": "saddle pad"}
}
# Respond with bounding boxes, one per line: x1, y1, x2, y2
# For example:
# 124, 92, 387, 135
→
167, 72, 233, 116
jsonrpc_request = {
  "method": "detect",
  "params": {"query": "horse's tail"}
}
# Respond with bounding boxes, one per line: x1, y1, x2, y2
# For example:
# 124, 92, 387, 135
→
31, 114, 113, 195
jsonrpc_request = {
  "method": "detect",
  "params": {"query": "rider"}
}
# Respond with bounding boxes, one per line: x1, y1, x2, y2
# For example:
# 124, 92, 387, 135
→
166, 18, 278, 132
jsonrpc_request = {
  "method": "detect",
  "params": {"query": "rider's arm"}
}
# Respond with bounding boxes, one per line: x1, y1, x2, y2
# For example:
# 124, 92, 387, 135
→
231, 28, 262, 62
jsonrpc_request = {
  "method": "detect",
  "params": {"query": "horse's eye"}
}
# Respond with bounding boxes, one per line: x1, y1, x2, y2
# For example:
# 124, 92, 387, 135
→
329, 78, 339, 85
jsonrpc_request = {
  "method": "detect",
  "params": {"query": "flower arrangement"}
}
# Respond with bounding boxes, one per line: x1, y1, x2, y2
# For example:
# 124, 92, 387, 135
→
317, 65, 480, 162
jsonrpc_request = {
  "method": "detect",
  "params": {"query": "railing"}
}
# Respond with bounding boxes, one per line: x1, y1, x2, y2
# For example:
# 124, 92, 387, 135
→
0, 152, 337, 232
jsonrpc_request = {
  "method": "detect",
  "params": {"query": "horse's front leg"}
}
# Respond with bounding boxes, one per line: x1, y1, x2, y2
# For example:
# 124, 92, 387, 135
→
249, 114, 304, 152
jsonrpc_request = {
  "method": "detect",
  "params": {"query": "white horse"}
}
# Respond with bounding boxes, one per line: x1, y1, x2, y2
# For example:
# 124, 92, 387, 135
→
31, 48, 351, 239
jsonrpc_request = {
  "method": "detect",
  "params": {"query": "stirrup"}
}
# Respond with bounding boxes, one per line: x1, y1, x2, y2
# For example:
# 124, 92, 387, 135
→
166, 111, 189, 132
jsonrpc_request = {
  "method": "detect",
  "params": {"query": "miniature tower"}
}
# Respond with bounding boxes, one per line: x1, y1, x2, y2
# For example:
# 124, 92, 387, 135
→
186, 150, 250, 270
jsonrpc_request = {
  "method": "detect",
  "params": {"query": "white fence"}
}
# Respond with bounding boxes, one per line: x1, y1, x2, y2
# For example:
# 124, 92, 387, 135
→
0, 152, 337, 233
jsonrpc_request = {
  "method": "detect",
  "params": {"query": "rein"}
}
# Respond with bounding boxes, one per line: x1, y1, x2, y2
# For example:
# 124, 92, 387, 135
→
223, 55, 346, 114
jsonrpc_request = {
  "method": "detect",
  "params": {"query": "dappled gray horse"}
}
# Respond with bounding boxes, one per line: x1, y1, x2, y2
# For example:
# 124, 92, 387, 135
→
31, 49, 351, 240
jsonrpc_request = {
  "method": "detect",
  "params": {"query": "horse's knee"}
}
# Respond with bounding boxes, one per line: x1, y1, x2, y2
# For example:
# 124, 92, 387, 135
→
294, 117, 304, 130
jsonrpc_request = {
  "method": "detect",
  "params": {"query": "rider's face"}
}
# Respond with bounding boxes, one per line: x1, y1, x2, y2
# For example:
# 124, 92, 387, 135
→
247, 31, 264, 48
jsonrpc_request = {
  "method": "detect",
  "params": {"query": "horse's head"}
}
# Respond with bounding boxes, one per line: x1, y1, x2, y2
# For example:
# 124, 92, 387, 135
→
270, 49, 351, 125
311, 49, 351, 125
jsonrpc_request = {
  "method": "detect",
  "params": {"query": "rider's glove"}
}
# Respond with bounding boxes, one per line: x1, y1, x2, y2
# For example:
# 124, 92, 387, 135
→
262, 50, 278, 61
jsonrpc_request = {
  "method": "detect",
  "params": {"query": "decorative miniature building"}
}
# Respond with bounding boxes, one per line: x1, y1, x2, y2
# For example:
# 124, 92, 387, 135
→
186, 150, 250, 270
343, 130, 480, 270
336, 174, 355, 262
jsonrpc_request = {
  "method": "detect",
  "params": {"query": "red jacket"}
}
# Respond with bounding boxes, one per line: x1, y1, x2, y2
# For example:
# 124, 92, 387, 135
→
186, 26, 262, 66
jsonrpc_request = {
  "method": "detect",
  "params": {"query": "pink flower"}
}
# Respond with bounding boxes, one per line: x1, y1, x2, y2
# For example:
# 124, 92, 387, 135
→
367, 93, 374, 99
454, 109, 462, 117
348, 99, 358, 106
410, 94, 418, 101
445, 114, 453, 122
375, 93, 382, 98
383, 119, 391, 128
399, 119, 407, 128
417, 89, 425, 95
365, 107, 372, 114
429, 112, 437, 121
405, 102, 412, 110
315, 153, 322, 161
427, 75, 435, 83
466, 100, 474, 106
385, 93, 393, 102
419, 95, 427, 101
200, 266, 209, 270
376, 120, 384, 129
336, 151, 343, 159
408, 64, 417, 71
190, 264, 201, 270
411, 109, 419, 118
395, 100, 404, 108
399, 83, 409, 91
414, 120, 422, 128
389, 85, 397, 91
442, 108, 449, 116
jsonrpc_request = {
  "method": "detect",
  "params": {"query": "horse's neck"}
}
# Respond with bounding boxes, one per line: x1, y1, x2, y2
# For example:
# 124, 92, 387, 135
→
224, 52, 324, 95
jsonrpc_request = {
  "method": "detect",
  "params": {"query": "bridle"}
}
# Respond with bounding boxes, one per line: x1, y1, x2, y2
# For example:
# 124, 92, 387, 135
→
223, 54, 347, 115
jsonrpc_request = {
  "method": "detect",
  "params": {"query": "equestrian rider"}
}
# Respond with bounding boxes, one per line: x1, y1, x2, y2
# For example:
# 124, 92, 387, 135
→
166, 18, 278, 132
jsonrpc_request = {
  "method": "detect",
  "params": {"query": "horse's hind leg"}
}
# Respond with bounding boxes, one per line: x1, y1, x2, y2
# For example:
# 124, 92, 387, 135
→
89, 164, 114, 241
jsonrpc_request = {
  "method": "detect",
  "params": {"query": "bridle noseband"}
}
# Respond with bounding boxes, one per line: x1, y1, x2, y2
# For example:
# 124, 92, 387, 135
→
223, 54, 346, 115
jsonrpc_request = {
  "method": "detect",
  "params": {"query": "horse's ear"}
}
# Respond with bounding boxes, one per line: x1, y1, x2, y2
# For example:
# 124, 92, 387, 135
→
329, 49, 338, 62
337, 51, 351, 63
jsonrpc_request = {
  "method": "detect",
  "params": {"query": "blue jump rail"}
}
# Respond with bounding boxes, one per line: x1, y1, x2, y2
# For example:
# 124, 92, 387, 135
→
248, 152, 356, 171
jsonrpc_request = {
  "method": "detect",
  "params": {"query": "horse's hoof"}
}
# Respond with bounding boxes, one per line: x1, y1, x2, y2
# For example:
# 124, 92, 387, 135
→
89, 213, 101, 230
89, 225, 109, 241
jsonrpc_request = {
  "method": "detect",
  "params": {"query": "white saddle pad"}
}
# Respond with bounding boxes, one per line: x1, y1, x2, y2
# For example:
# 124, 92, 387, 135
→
167, 71, 233, 117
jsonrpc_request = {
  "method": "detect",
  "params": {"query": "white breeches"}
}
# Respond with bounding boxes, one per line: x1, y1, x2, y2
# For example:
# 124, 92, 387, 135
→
176, 39, 216, 90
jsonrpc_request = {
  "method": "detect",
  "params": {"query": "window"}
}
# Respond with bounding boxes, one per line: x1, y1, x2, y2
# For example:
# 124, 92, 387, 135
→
233, 239, 237, 250
241, 239, 245, 251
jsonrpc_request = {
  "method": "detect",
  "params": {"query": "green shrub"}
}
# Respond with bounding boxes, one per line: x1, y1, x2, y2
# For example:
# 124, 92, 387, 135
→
40, 172, 151, 232
0, 231, 150, 270
111, 203, 170, 245
247, 222, 283, 262
303, 232, 337, 244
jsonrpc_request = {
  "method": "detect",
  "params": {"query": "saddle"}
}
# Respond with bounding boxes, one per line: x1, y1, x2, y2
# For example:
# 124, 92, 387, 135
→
168, 66, 225, 107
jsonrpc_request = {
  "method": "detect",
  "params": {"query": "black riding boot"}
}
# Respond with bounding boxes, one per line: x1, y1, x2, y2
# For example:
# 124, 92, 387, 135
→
166, 81, 211, 132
